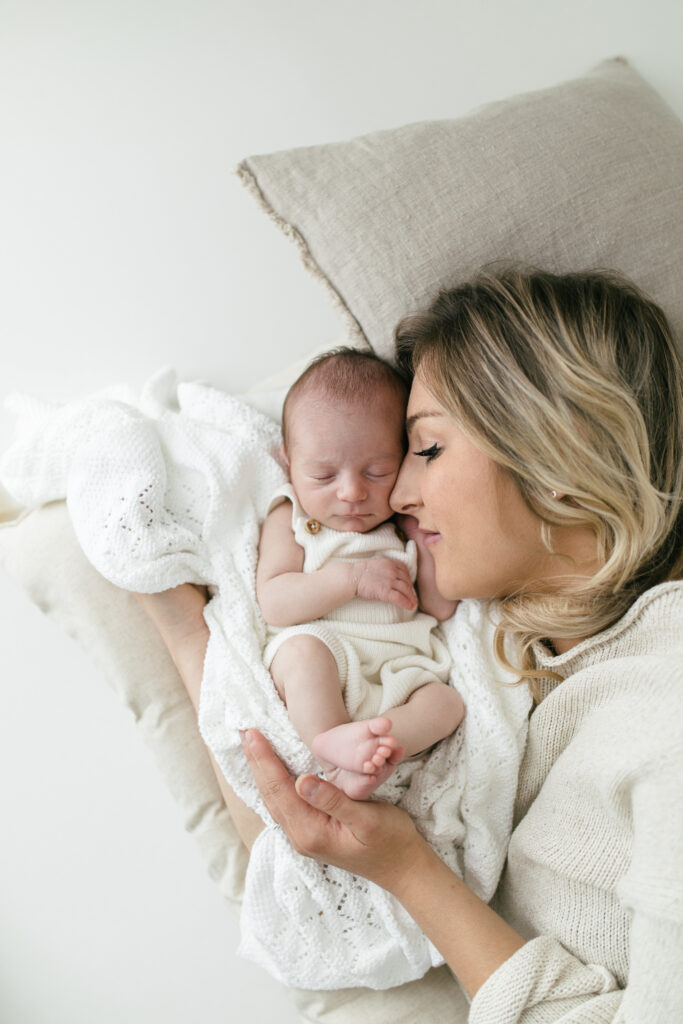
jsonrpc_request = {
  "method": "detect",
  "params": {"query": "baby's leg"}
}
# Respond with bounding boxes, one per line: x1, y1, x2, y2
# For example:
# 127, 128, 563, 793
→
269, 635, 349, 753
384, 682, 465, 757
270, 636, 400, 798
311, 683, 462, 799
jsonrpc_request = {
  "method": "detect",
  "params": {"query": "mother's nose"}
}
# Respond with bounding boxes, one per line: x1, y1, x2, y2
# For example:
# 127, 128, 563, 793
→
390, 453, 422, 513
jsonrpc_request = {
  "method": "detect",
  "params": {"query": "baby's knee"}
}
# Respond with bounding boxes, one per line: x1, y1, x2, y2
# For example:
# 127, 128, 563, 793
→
415, 680, 465, 732
269, 634, 336, 698
272, 633, 330, 667
442, 685, 466, 731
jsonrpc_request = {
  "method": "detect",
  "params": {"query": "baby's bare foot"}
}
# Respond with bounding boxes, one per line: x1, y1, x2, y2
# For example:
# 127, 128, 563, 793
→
312, 717, 400, 775
326, 756, 402, 799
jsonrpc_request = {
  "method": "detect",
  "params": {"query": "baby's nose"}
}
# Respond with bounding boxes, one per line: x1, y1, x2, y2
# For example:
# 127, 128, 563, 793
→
337, 474, 367, 501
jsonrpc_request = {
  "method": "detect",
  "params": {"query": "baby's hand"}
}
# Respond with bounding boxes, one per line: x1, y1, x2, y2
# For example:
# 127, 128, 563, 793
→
353, 558, 418, 611
393, 515, 458, 621
394, 513, 422, 543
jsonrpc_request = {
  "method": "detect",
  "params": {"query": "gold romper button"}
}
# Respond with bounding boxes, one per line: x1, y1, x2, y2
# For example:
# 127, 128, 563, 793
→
305, 519, 322, 534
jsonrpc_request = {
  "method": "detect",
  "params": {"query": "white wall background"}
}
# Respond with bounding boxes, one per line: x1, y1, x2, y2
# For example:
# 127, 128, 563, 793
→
1, 1, 681, 1022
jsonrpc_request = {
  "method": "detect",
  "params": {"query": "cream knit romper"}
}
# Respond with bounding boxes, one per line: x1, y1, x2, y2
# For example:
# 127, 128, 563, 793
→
263, 484, 452, 720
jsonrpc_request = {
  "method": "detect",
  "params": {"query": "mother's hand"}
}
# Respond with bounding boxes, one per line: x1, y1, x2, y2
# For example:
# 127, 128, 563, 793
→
241, 729, 425, 892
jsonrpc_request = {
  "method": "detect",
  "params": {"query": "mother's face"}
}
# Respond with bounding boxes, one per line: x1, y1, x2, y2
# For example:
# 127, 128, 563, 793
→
390, 375, 548, 601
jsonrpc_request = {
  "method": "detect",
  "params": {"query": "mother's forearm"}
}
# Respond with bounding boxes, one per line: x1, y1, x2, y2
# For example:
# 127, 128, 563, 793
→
136, 587, 265, 850
389, 841, 526, 999
164, 615, 265, 849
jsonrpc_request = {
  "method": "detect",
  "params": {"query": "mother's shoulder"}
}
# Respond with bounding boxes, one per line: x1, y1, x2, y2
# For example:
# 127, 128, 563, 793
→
542, 580, 683, 675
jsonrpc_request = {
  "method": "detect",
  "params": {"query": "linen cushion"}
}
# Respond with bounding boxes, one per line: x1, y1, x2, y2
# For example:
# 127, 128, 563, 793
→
0, 500, 249, 904
238, 57, 683, 359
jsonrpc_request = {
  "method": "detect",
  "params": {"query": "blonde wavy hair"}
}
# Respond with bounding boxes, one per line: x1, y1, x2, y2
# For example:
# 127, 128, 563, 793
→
395, 268, 683, 700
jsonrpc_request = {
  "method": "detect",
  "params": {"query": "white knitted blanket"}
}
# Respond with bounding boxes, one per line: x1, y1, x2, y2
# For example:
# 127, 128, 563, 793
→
1, 369, 532, 991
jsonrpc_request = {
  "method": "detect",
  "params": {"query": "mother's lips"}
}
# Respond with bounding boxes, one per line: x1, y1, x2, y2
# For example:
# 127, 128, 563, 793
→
420, 530, 441, 546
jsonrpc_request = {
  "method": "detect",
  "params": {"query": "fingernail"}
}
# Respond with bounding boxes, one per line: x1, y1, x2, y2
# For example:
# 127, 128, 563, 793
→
298, 776, 321, 799
241, 729, 254, 747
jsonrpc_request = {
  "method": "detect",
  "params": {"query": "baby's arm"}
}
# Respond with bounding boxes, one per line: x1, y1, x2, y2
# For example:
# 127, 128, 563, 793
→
396, 514, 458, 621
256, 502, 417, 628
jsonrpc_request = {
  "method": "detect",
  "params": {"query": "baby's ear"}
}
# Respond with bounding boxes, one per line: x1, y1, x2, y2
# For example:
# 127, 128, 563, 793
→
280, 443, 290, 472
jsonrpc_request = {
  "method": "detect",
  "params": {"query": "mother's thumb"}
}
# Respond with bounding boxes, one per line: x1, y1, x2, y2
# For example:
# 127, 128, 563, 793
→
296, 774, 358, 823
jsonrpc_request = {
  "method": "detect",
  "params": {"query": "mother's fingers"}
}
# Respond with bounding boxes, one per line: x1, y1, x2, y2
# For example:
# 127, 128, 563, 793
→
243, 730, 422, 886
242, 728, 300, 811
295, 773, 372, 835
297, 760, 422, 891
295, 741, 404, 835
241, 729, 330, 836
242, 730, 379, 849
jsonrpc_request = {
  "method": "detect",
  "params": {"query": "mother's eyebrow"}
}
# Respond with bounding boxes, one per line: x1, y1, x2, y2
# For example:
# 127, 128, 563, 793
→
405, 410, 445, 431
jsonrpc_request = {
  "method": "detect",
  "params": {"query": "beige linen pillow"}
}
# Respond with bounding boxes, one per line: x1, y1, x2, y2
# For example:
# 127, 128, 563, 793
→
238, 57, 683, 359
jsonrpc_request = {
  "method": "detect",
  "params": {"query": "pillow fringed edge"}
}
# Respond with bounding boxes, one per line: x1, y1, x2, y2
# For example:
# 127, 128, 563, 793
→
235, 161, 371, 353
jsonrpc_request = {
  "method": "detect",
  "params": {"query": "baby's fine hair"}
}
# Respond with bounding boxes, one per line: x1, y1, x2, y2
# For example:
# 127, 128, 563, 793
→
281, 347, 408, 449
396, 266, 683, 698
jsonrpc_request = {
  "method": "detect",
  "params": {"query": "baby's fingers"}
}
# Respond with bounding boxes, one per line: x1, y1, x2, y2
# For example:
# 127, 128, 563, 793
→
388, 579, 418, 610
388, 564, 418, 605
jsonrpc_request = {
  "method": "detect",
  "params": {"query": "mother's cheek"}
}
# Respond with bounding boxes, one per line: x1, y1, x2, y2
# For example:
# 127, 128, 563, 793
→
430, 544, 457, 599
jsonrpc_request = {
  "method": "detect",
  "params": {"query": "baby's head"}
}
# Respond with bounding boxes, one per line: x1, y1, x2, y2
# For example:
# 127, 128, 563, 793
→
281, 348, 408, 532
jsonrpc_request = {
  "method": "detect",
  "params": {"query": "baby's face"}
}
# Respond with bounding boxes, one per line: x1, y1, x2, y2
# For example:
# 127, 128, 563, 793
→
284, 394, 405, 532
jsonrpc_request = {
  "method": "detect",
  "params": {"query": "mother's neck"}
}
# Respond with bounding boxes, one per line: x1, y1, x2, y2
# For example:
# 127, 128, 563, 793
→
548, 635, 584, 655
540, 522, 602, 656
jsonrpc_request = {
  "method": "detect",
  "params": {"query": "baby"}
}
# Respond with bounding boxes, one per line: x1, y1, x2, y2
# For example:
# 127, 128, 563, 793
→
256, 348, 465, 798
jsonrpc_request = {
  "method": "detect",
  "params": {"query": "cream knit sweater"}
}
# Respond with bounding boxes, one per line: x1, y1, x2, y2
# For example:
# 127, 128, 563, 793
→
467, 580, 683, 1023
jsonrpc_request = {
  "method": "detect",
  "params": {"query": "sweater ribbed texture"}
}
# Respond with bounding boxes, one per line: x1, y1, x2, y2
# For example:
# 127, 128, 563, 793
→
470, 581, 683, 1023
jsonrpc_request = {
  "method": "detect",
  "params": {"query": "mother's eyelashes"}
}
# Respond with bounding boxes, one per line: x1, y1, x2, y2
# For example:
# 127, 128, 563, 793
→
413, 443, 442, 463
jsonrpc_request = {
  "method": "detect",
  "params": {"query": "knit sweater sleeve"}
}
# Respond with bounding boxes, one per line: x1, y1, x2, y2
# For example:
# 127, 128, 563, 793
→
468, 747, 683, 1023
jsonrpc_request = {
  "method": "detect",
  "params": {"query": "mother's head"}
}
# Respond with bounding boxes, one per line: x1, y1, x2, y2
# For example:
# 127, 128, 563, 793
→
391, 268, 682, 686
